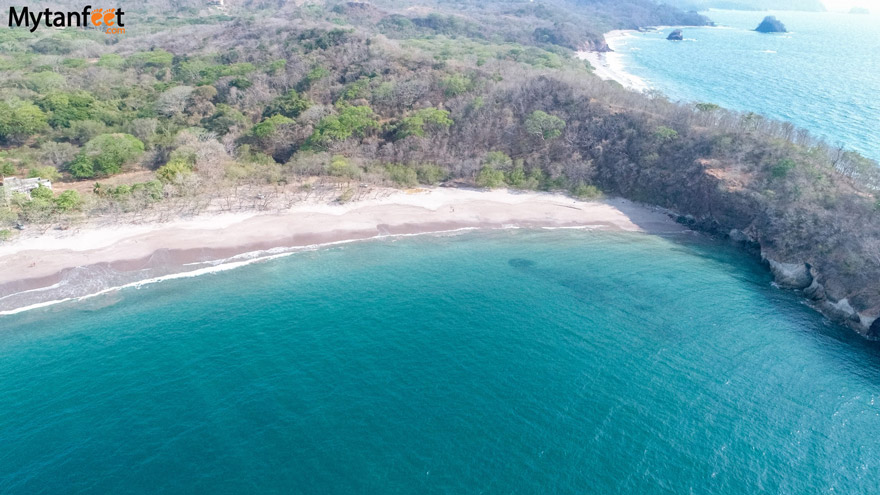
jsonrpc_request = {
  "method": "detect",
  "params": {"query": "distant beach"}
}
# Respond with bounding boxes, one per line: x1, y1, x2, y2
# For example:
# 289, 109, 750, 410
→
582, 11, 880, 161
577, 30, 650, 92
0, 188, 680, 314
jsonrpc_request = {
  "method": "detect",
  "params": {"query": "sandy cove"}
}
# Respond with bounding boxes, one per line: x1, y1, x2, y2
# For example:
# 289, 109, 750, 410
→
577, 30, 650, 92
0, 188, 682, 313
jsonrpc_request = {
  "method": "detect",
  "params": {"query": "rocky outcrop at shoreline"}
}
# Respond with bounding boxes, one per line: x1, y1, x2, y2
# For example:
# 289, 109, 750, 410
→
670, 213, 879, 339
762, 257, 873, 331
667, 29, 684, 41
765, 258, 813, 289
581, 39, 611, 53
622, 159, 879, 340
869, 318, 880, 338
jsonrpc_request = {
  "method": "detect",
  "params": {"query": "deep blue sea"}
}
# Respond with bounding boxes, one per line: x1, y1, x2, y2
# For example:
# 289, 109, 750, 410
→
2, 230, 880, 493
611, 10, 880, 161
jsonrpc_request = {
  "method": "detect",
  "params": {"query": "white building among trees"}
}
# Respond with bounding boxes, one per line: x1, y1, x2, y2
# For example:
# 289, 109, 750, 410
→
0, 177, 53, 204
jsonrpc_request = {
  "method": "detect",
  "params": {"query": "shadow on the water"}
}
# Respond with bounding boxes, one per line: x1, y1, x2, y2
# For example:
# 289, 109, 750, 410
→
501, 210, 880, 383
613, 202, 880, 375
5, 224, 880, 388
507, 258, 536, 269
614, 197, 880, 323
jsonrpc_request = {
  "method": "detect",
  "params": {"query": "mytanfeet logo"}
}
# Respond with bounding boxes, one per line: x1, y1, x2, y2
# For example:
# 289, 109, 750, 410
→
8, 5, 126, 34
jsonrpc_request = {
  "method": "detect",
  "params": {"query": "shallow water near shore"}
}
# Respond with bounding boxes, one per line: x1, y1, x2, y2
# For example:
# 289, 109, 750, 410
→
1, 229, 879, 493
611, 10, 880, 161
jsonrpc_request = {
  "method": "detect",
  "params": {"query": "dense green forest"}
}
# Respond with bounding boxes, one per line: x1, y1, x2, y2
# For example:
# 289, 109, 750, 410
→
1, 0, 879, 335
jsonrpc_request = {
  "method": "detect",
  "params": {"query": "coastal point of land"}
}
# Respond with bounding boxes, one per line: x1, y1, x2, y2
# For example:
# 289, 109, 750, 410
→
577, 30, 650, 92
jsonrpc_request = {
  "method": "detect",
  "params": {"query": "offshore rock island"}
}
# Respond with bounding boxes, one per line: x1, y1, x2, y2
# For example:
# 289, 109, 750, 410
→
755, 16, 788, 33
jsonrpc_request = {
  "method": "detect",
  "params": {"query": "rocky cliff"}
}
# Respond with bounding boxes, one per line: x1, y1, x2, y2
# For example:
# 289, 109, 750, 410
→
592, 148, 880, 339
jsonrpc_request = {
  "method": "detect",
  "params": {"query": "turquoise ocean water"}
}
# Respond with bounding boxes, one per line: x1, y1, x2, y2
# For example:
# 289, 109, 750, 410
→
611, 10, 880, 161
2, 230, 879, 493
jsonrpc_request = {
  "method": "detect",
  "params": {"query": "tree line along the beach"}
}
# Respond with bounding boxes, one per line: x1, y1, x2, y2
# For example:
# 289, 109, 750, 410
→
1, 0, 880, 331
0, 0, 711, 223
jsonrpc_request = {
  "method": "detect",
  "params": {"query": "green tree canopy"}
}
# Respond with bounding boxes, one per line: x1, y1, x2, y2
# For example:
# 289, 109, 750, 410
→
653, 126, 679, 142
308, 105, 378, 148
327, 155, 361, 179
476, 166, 506, 188
386, 164, 418, 187
524, 110, 565, 141
69, 134, 145, 179
263, 90, 311, 119
96, 54, 124, 69
29, 185, 54, 201
156, 159, 193, 184
127, 49, 174, 69
39, 91, 96, 128
54, 190, 83, 212
0, 100, 49, 142
696, 103, 720, 112
203, 104, 249, 135
441, 74, 472, 96
484, 151, 513, 169
394, 108, 453, 139
28, 166, 61, 182
252, 114, 294, 139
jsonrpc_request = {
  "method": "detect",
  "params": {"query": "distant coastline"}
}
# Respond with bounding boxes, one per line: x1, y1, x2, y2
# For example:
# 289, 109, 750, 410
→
577, 30, 650, 92
578, 16, 880, 338
580, 10, 880, 163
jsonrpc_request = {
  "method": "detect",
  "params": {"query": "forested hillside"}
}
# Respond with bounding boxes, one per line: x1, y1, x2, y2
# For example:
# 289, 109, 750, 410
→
0, 0, 879, 336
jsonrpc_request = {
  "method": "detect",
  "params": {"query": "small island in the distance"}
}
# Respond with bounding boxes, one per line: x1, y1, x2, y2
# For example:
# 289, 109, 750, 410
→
849, 7, 870, 14
667, 29, 684, 41
755, 16, 787, 33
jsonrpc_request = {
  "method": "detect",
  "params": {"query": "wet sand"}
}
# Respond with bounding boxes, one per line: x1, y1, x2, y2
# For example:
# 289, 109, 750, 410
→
0, 188, 682, 313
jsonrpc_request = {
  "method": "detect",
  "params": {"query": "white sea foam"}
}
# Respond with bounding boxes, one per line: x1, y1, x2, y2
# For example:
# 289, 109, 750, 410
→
0, 281, 68, 302
0, 227, 493, 317
540, 225, 605, 231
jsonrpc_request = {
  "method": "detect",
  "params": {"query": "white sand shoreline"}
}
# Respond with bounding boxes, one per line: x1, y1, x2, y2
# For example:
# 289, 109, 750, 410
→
0, 188, 682, 315
577, 29, 650, 92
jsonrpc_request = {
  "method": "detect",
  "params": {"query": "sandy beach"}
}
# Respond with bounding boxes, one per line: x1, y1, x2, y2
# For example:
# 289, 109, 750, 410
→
0, 188, 681, 314
577, 30, 650, 92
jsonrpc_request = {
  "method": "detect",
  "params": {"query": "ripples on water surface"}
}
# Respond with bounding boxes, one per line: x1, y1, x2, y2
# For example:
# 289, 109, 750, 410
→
613, 10, 880, 161
1, 230, 879, 493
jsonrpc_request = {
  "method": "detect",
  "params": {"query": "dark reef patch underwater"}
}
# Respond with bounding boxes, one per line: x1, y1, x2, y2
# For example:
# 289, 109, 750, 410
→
1, 230, 879, 494
507, 258, 536, 269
